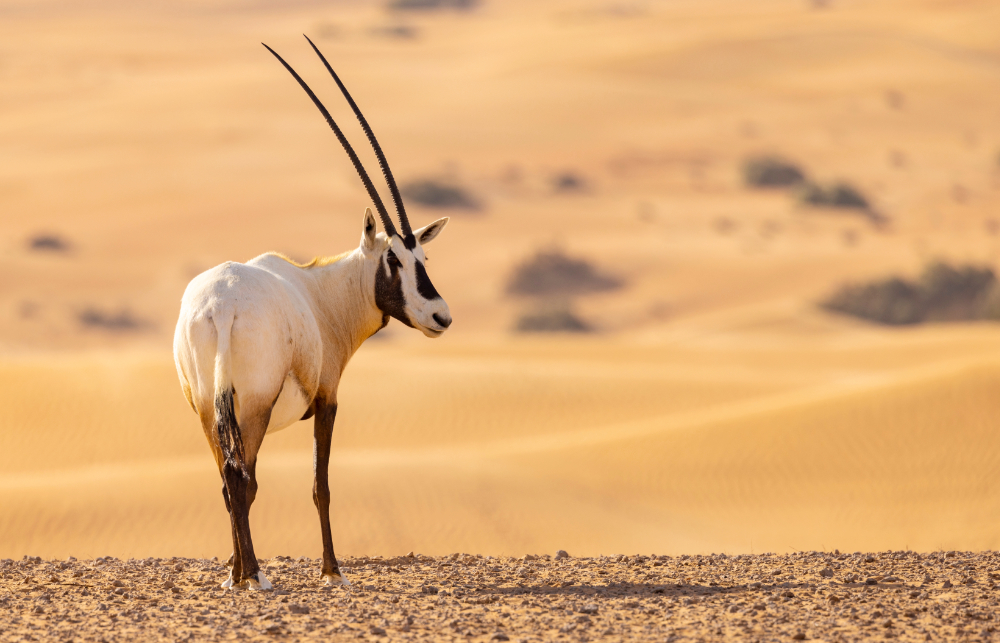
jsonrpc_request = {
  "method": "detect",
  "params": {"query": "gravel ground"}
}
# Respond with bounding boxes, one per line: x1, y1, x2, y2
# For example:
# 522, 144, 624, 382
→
1, 550, 998, 642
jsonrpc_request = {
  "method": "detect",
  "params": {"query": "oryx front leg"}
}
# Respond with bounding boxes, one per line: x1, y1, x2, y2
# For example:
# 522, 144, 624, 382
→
313, 401, 349, 586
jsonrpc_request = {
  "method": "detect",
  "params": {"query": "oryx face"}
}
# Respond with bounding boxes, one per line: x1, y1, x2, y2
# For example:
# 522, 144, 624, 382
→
367, 211, 452, 338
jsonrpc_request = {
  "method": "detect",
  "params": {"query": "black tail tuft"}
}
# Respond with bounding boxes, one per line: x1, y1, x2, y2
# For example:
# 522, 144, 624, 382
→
215, 388, 246, 474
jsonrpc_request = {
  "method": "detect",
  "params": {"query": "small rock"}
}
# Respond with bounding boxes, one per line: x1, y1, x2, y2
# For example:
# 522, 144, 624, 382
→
162, 580, 175, 589
158, 605, 174, 612
421, 585, 439, 595
943, 580, 953, 589
865, 578, 878, 585
579, 604, 599, 615
32, 605, 44, 614
490, 634, 510, 641
370, 626, 386, 636
555, 550, 570, 559
819, 568, 834, 578
749, 582, 762, 589
792, 633, 806, 641
112, 580, 125, 588
288, 604, 309, 615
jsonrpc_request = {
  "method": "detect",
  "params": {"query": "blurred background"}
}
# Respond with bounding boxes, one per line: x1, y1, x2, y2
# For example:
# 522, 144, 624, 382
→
3, 0, 1000, 560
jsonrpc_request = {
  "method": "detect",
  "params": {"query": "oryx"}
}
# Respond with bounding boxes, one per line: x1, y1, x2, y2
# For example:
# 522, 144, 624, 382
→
173, 37, 452, 590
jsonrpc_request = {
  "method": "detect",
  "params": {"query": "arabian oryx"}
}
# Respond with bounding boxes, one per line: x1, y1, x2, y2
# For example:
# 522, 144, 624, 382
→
173, 37, 452, 590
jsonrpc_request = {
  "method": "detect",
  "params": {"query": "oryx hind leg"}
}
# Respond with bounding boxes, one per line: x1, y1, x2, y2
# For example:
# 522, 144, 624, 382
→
220, 459, 261, 589
217, 395, 272, 591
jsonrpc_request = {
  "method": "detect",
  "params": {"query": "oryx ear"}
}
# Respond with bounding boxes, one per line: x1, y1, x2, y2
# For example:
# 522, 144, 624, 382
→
413, 217, 449, 245
362, 208, 378, 250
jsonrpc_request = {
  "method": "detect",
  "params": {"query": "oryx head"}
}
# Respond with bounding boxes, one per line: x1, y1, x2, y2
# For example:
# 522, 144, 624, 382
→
265, 36, 452, 338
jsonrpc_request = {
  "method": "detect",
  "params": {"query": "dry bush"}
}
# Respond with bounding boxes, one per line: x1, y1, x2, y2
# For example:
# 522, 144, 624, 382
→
28, 233, 70, 253
401, 179, 479, 210
552, 171, 587, 192
797, 181, 870, 210
506, 249, 623, 298
514, 302, 590, 333
742, 156, 806, 188
78, 308, 147, 332
388, 0, 476, 10
822, 262, 1000, 325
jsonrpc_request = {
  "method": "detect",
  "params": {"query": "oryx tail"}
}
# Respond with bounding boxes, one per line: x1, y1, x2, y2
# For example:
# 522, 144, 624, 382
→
212, 310, 245, 474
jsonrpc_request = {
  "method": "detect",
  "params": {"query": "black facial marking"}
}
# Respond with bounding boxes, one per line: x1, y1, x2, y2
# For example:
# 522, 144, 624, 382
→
414, 260, 441, 301
403, 233, 417, 250
374, 250, 413, 327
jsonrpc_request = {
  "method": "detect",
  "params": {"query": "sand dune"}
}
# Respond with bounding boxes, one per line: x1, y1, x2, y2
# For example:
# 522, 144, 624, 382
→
4, 321, 1000, 559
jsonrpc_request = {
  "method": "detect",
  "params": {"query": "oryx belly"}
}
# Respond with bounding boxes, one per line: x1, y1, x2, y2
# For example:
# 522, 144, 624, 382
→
266, 373, 310, 434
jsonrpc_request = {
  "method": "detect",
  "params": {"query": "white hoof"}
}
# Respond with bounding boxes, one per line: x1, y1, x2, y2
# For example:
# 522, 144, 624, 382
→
221, 573, 234, 589
323, 572, 351, 587
236, 572, 272, 591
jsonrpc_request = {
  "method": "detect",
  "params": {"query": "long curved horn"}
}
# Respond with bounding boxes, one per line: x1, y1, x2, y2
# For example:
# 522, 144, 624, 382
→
262, 43, 399, 239
304, 35, 414, 243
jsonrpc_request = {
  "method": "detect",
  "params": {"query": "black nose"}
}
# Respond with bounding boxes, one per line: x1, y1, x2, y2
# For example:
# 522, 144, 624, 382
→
432, 313, 452, 329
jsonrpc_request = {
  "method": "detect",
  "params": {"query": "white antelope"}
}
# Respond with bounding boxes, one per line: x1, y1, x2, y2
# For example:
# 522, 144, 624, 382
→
173, 37, 452, 590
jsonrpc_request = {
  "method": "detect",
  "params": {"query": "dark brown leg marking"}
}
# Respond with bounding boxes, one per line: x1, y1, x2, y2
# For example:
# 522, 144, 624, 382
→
224, 457, 261, 586
222, 484, 242, 584
313, 402, 345, 583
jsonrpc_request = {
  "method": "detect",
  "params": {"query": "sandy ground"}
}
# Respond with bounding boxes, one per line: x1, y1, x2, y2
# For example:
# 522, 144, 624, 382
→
2, 551, 997, 642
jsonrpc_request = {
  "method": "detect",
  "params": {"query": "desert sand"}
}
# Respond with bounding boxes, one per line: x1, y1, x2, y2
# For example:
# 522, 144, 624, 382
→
2, 551, 997, 642
2, 0, 1000, 580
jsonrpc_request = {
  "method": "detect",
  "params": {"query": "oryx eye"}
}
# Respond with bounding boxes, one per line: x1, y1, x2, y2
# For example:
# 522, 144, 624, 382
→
387, 252, 402, 269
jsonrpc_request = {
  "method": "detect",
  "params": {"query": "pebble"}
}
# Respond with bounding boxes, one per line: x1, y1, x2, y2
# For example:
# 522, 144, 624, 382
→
555, 550, 569, 559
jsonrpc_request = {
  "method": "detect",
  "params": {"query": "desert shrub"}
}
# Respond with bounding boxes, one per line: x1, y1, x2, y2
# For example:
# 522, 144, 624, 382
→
78, 308, 146, 332
822, 261, 1000, 325
506, 249, 623, 298
388, 0, 476, 10
797, 181, 870, 210
514, 303, 590, 333
552, 172, 586, 192
402, 179, 479, 210
28, 234, 70, 252
822, 278, 923, 325
742, 156, 806, 188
